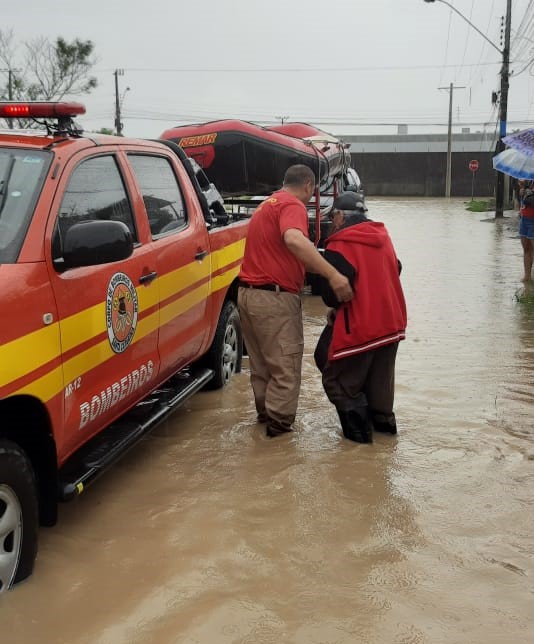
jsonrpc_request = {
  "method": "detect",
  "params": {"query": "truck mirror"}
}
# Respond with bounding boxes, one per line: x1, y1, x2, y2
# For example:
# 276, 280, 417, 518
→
56, 220, 133, 271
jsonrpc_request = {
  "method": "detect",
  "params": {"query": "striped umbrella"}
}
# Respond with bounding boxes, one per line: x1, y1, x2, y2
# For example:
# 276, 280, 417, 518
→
493, 147, 534, 180
502, 128, 534, 155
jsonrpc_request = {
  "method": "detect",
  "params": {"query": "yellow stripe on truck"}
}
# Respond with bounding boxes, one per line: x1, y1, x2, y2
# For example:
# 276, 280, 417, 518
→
211, 239, 246, 273
58, 287, 158, 353
158, 258, 211, 303
160, 284, 209, 326
210, 239, 245, 293
0, 324, 61, 388
211, 265, 240, 293
4, 245, 244, 400
12, 310, 161, 401
13, 365, 64, 401
60, 308, 161, 386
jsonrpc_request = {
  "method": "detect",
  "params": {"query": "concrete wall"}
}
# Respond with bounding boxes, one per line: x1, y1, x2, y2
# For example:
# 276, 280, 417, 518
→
352, 151, 495, 197
343, 132, 497, 197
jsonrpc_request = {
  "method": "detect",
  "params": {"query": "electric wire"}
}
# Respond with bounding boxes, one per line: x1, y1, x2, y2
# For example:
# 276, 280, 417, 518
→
511, 0, 533, 54
512, 0, 534, 46
468, 0, 496, 87
458, 0, 476, 80
96, 62, 503, 74
118, 112, 534, 129
439, 5, 453, 87
512, 1, 534, 62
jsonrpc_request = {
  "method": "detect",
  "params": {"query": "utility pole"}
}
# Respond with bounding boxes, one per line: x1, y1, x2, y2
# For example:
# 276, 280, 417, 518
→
275, 115, 289, 125
424, 0, 512, 218
495, 0, 512, 218
114, 69, 124, 136
438, 83, 465, 198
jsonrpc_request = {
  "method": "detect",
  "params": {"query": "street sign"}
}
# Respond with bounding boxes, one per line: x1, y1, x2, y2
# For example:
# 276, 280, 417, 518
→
469, 159, 479, 172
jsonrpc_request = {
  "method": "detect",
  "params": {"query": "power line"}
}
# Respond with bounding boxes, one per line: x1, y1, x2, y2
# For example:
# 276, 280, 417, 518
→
439, 6, 453, 86
95, 61, 503, 74
513, 19, 534, 59
120, 113, 534, 128
468, 0, 496, 87
458, 0, 476, 77
122, 107, 530, 123
511, 0, 534, 58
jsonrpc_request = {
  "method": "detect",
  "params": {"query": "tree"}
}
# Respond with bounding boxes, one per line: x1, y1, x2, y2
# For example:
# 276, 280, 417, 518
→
0, 29, 97, 128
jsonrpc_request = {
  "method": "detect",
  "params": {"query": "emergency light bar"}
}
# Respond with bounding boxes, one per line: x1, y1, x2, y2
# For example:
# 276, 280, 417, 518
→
0, 102, 86, 119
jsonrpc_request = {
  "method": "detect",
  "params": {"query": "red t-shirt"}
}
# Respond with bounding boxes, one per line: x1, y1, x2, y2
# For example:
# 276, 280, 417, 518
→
239, 189, 309, 293
520, 205, 534, 219
521, 182, 534, 218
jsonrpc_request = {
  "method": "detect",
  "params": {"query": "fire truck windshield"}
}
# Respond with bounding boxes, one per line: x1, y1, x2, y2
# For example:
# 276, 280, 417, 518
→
0, 149, 52, 263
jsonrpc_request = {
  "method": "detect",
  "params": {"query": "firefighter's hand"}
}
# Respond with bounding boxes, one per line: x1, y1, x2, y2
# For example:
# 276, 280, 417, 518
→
328, 272, 353, 302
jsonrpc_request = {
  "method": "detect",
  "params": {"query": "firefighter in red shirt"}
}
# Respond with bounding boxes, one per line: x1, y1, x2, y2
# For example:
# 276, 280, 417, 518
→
238, 165, 353, 438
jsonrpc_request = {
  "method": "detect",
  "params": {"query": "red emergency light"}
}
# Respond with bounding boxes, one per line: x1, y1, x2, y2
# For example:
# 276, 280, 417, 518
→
0, 102, 86, 119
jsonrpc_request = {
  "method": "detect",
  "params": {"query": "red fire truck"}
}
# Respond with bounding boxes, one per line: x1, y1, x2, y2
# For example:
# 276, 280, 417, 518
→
0, 102, 249, 590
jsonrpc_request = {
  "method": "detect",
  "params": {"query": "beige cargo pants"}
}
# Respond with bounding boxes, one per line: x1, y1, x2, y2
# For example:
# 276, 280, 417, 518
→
237, 287, 304, 430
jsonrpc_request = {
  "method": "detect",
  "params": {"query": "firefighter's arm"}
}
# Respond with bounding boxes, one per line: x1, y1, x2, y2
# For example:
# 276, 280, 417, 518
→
283, 228, 353, 302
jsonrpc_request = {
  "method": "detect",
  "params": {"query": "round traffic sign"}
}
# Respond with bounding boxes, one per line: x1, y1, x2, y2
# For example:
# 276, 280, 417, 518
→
469, 159, 479, 172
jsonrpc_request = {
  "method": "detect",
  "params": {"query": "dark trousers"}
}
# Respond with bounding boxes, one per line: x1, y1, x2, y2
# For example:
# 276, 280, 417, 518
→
321, 342, 399, 415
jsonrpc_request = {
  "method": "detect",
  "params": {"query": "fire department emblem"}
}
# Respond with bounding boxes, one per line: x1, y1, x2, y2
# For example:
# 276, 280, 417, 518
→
106, 272, 138, 353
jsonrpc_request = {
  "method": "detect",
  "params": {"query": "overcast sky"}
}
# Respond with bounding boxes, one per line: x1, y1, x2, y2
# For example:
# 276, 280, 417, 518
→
3, 0, 534, 140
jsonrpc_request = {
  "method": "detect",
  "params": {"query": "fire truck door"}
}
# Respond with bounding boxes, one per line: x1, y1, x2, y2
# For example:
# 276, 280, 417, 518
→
48, 153, 160, 457
126, 153, 211, 380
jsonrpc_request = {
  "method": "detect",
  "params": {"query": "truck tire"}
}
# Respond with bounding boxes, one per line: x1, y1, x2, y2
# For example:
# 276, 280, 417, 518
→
203, 301, 242, 390
0, 440, 39, 592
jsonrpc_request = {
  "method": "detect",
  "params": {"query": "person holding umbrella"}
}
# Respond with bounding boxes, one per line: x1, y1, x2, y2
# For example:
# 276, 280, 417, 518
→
519, 180, 534, 282
492, 128, 534, 282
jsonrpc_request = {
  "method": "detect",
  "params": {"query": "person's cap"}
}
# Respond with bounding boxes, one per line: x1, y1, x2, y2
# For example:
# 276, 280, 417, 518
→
332, 191, 368, 212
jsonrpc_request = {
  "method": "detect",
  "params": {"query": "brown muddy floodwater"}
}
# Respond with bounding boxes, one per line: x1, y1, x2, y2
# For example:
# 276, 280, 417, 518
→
3, 198, 534, 644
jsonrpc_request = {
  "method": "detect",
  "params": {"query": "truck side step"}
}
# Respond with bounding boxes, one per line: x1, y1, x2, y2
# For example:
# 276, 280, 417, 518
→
58, 367, 214, 501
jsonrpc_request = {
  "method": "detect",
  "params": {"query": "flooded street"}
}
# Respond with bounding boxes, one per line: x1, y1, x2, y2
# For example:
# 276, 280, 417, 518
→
3, 198, 534, 643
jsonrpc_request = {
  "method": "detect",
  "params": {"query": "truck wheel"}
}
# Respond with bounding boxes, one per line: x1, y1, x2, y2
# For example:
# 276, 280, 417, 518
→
203, 301, 242, 390
0, 440, 38, 592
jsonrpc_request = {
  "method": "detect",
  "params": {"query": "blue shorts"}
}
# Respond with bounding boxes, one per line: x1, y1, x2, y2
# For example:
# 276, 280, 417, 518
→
519, 216, 534, 239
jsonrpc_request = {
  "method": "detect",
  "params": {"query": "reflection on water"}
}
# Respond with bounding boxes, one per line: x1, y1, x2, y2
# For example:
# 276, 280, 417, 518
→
3, 199, 533, 644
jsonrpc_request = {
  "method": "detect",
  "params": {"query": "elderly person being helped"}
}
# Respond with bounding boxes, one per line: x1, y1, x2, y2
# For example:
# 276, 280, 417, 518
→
314, 191, 407, 443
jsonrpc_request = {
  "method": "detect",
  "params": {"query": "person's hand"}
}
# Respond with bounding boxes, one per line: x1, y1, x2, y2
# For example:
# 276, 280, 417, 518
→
328, 272, 353, 302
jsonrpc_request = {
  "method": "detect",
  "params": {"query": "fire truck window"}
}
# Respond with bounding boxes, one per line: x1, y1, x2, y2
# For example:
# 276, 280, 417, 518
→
127, 155, 186, 237
57, 155, 137, 244
0, 150, 51, 264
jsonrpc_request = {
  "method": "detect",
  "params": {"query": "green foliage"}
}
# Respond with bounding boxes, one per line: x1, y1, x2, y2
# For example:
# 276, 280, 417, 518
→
514, 286, 534, 305
53, 37, 97, 94
465, 200, 490, 212
0, 29, 97, 127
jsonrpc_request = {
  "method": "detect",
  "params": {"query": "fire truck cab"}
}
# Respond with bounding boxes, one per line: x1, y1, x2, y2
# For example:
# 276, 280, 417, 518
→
0, 102, 249, 591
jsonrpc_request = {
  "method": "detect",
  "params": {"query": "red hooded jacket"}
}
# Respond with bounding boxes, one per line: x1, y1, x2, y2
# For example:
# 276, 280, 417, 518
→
325, 221, 407, 361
